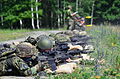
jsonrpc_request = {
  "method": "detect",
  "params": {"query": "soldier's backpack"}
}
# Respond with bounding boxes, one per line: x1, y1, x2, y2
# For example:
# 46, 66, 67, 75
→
16, 42, 38, 57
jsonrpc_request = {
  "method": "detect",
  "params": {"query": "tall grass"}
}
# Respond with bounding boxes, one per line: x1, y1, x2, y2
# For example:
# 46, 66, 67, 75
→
53, 26, 120, 79
89, 26, 120, 68
88, 26, 120, 78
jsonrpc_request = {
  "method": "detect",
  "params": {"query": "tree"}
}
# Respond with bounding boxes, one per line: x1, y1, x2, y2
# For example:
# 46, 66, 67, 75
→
31, 0, 35, 29
0, 0, 42, 29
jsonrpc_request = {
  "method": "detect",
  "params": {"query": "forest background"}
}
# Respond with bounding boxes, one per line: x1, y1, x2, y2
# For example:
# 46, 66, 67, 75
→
0, 0, 120, 29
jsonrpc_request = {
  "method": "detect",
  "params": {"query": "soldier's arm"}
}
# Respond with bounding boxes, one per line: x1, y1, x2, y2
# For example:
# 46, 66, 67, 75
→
11, 56, 39, 76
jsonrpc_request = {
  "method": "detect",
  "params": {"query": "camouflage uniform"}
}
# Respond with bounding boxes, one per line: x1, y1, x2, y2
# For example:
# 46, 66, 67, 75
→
0, 55, 38, 76
66, 8, 75, 30
0, 43, 39, 76
49, 33, 71, 42
74, 17, 86, 31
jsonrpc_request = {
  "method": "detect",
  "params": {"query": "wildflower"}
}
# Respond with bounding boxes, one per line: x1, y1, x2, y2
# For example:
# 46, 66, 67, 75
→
94, 76, 101, 79
116, 74, 120, 76
111, 43, 117, 46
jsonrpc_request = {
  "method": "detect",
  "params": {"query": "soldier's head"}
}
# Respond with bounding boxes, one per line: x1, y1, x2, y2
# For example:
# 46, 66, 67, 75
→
67, 5, 72, 10
36, 35, 55, 52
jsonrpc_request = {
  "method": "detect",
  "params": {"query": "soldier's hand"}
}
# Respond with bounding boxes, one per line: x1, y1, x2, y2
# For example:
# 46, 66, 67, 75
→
68, 44, 83, 50
66, 58, 72, 62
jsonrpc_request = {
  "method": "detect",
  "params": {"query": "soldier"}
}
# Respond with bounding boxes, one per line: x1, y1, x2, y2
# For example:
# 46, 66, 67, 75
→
66, 5, 86, 31
36, 35, 57, 72
36, 35, 79, 74
66, 5, 75, 30
0, 43, 40, 76
74, 17, 86, 31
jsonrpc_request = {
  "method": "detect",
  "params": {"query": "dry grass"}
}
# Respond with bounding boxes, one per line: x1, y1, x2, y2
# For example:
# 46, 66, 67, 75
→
0, 29, 31, 42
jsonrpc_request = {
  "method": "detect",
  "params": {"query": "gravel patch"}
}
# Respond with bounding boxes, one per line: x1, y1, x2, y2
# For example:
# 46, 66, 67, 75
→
0, 30, 61, 44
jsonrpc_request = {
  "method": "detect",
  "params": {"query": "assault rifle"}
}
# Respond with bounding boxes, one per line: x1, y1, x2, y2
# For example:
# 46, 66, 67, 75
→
37, 43, 84, 71
55, 41, 94, 53
37, 50, 69, 71
70, 35, 93, 42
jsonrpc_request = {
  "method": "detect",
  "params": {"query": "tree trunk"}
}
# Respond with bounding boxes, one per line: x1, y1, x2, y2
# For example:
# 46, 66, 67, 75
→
36, 0, 40, 29
1, 16, 3, 26
51, 11, 53, 29
31, 0, 35, 29
76, 0, 79, 12
57, 0, 60, 28
0, 3, 3, 26
91, 1, 95, 25
20, 19, 23, 29
63, 0, 66, 27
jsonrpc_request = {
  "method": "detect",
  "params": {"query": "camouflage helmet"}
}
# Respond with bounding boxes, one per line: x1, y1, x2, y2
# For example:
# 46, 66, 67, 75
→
36, 35, 54, 49
16, 42, 38, 57
36, 35, 49, 42
55, 34, 70, 42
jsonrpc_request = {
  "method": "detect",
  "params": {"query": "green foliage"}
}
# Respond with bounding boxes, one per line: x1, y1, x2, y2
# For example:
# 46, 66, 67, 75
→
0, 0, 42, 29
0, 0, 120, 28
95, 0, 120, 22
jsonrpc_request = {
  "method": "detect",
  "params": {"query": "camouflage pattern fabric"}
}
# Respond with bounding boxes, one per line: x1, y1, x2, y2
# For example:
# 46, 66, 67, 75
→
36, 35, 49, 42
66, 9, 75, 30
0, 58, 7, 75
0, 55, 38, 76
55, 30, 87, 37
16, 42, 38, 57
74, 25, 85, 31
66, 18, 75, 30
24, 36, 37, 45
54, 34, 71, 42
0, 43, 39, 76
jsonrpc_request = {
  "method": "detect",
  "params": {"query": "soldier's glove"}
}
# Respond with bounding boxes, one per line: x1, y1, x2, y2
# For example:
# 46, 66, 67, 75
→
68, 44, 83, 50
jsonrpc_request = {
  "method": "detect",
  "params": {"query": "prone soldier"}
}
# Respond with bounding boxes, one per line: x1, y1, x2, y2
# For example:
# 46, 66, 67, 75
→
0, 43, 40, 76
36, 35, 81, 74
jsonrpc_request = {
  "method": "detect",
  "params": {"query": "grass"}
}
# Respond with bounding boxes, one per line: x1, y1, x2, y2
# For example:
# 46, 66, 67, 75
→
50, 26, 120, 79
